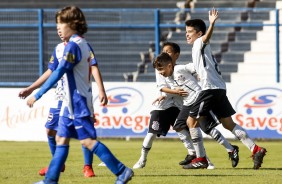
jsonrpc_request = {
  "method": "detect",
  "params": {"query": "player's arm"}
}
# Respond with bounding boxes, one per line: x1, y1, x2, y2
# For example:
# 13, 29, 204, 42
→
19, 69, 53, 99
152, 95, 166, 105
161, 87, 188, 97
202, 8, 218, 44
91, 65, 108, 106
27, 66, 66, 107
184, 63, 199, 80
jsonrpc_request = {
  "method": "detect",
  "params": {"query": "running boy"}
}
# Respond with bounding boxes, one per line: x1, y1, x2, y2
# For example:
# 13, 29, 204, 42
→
153, 52, 239, 169
19, 35, 107, 177
184, 8, 266, 169
133, 42, 215, 170
28, 6, 133, 184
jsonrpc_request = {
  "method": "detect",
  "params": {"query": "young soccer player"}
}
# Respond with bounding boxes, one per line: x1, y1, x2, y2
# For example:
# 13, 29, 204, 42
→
19, 34, 106, 177
183, 8, 266, 169
153, 52, 239, 169
133, 42, 215, 170
27, 6, 133, 184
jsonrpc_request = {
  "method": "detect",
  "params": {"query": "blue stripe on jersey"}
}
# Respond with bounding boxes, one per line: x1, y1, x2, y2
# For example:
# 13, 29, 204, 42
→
87, 43, 98, 66
48, 48, 59, 71
61, 42, 82, 70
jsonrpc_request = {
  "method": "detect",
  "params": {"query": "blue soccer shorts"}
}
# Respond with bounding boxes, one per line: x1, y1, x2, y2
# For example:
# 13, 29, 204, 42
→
56, 116, 97, 140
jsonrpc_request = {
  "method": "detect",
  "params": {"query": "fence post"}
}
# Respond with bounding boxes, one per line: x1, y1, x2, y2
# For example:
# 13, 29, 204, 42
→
276, 8, 280, 83
154, 9, 160, 57
38, 9, 44, 76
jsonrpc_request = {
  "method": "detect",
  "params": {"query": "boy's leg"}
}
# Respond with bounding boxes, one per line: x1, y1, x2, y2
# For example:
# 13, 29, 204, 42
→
35, 136, 70, 184
183, 117, 208, 169
44, 144, 70, 183
81, 145, 95, 177
90, 140, 133, 183
174, 106, 196, 165
133, 132, 156, 169
77, 117, 133, 183
38, 130, 61, 176
39, 105, 62, 176
222, 118, 267, 169
176, 129, 196, 165
208, 128, 239, 168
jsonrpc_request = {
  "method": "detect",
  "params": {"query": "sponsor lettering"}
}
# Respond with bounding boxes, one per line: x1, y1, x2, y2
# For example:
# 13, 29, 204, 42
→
94, 113, 150, 133
235, 114, 282, 134
0, 106, 47, 128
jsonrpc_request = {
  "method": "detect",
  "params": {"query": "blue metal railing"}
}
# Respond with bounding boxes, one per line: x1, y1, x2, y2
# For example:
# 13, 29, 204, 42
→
0, 8, 280, 86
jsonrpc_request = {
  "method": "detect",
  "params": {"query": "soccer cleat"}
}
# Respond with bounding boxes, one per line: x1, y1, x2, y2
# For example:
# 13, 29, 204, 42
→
133, 159, 146, 169
252, 147, 267, 170
207, 162, 215, 170
33, 181, 45, 184
115, 167, 134, 184
228, 145, 239, 168
34, 178, 58, 184
83, 165, 95, 177
98, 162, 106, 166
179, 154, 196, 165
38, 165, 65, 176
182, 157, 208, 169
38, 167, 48, 176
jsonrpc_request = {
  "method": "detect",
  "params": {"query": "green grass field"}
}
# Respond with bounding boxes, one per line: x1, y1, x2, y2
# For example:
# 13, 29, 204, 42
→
0, 139, 281, 184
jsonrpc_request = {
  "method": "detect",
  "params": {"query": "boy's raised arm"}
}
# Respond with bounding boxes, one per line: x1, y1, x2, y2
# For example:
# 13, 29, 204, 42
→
202, 8, 219, 44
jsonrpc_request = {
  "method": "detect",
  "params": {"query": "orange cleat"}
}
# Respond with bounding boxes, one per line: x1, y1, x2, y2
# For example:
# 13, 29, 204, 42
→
38, 165, 65, 176
38, 167, 48, 176
83, 165, 95, 177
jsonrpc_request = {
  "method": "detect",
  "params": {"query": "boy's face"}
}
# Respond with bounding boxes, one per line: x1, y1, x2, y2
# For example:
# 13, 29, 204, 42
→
157, 63, 173, 77
162, 45, 179, 66
185, 26, 202, 44
56, 19, 76, 42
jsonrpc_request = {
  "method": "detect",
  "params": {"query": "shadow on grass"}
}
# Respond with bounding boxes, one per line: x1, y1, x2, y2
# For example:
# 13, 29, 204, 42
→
220, 168, 282, 170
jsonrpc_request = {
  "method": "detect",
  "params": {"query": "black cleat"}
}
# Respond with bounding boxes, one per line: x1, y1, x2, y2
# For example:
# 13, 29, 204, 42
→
179, 154, 196, 165
183, 157, 208, 169
253, 147, 267, 170
228, 145, 239, 168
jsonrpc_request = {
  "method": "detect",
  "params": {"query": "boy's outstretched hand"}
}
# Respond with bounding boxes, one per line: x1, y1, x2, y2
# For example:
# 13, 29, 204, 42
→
18, 88, 33, 99
27, 96, 37, 108
209, 8, 219, 24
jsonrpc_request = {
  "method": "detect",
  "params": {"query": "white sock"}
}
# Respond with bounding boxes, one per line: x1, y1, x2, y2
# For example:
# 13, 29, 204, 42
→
232, 124, 255, 151
140, 133, 156, 160
190, 127, 206, 158
209, 128, 233, 152
177, 129, 196, 155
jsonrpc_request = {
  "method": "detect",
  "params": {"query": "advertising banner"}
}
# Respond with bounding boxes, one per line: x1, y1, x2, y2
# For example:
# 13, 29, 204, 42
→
0, 82, 281, 141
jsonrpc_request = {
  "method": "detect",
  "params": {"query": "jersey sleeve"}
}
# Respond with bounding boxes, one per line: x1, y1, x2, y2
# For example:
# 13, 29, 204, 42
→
87, 43, 98, 66
156, 71, 169, 91
184, 63, 196, 74
60, 42, 82, 70
34, 66, 66, 100
47, 47, 59, 71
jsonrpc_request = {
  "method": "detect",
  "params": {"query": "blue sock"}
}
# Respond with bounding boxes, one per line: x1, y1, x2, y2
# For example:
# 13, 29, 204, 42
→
82, 145, 93, 166
91, 141, 125, 176
45, 145, 69, 182
47, 136, 56, 156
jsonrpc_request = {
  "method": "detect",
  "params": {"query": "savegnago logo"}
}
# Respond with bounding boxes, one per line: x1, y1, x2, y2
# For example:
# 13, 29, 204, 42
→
93, 86, 144, 115
234, 87, 282, 137
92, 86, 150, 133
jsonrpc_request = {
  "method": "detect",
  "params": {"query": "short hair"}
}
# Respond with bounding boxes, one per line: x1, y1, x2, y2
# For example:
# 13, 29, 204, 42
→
56, 6, 88, 35
153, 52, 173, 70
185, 19, 206, 35
162, 42, 181, 54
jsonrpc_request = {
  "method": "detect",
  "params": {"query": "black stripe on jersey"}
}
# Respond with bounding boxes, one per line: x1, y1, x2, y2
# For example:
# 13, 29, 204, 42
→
201, 44, 207, 67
